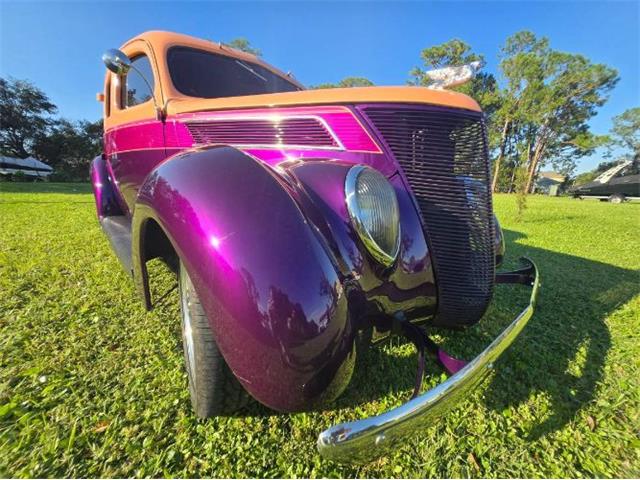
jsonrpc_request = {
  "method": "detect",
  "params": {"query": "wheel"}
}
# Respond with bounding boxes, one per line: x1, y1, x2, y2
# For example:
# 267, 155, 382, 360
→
608, 193, 625, 204
179, 260, 249, 417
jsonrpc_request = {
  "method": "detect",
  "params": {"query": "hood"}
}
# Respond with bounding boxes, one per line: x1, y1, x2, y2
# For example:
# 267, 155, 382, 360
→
165, 86, 481, 116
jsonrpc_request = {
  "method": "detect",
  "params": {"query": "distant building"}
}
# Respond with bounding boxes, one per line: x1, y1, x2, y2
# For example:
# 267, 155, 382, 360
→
0, 156, 53, 178
535, 171, 566, 195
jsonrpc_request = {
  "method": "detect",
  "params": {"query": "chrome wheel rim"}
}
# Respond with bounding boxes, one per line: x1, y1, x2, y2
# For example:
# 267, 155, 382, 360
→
180, 267, 196, 389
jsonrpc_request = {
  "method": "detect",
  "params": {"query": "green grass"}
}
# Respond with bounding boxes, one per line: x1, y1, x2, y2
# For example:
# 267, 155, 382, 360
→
1, 183, 639, 478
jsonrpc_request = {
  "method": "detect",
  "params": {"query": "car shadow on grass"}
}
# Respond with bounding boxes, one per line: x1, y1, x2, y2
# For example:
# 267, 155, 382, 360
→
478, 229, 636, 440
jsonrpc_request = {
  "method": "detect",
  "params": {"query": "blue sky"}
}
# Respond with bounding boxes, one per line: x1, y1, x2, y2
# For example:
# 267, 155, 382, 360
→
1, 0, 638, 172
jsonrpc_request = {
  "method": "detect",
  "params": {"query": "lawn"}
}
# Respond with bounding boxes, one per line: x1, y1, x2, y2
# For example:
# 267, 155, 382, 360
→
1, 183, 639, 478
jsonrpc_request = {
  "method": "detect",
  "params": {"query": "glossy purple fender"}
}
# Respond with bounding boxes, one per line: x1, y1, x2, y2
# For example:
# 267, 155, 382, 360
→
90, 155, 124, 218
130, 145, 437, 411
132, 147, 354, 411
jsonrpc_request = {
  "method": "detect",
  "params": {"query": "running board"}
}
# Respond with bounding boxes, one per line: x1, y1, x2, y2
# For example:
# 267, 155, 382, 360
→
100, 216, 133, 276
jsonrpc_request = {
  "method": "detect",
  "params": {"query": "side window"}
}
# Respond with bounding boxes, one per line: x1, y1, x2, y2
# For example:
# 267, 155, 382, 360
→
122, 55, 154, 108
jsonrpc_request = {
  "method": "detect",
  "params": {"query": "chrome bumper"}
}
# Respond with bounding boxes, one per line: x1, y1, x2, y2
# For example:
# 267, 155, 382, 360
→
317, 258, 539, 464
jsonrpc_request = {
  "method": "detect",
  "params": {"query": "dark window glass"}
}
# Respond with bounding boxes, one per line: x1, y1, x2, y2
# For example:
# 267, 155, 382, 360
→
167, 46, 301, 99
619, 161, 640, 177
123, 55, 154, 108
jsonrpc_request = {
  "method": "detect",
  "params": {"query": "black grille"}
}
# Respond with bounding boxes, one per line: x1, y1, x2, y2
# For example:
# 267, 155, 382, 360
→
363, 106, 494, 327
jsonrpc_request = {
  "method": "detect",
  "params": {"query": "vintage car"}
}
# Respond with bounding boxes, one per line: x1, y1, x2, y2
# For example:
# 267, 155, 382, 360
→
570, 159, 640, 203
92, 31, 539, 463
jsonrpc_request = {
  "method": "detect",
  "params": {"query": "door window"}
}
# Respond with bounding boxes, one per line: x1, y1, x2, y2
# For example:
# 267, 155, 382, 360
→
122, 55, 154, 108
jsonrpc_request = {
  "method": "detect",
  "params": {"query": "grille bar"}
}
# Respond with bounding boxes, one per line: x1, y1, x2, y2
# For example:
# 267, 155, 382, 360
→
363, 106, 494, 327
186, 117, 339, 148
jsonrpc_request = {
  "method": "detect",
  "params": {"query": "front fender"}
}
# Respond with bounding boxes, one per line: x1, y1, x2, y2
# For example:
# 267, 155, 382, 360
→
132, 146, 356, 411
283, 160, 436, 323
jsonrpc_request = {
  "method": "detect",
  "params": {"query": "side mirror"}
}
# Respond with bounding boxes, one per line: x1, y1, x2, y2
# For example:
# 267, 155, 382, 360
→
102, 49, 131, 75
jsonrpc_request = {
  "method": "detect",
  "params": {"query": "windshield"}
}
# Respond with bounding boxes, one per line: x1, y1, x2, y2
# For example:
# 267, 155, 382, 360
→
167, 46, 301, 99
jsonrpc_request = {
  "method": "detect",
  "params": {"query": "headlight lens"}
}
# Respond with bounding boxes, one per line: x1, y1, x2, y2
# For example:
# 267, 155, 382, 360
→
345, 165, 400, 266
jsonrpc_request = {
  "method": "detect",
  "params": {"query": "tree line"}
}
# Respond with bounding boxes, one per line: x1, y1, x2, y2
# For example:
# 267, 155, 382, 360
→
0, 78, 102, 181
1, 32, 637, 188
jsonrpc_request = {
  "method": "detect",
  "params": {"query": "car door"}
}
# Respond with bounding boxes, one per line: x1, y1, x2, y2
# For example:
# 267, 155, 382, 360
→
103, 39, 167, 214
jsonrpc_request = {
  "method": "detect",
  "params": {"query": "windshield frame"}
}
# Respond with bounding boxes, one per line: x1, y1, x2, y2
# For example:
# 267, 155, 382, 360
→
166, 45, 302, 100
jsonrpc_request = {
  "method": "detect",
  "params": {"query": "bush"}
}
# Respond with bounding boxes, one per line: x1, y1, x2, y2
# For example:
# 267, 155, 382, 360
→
10, 171, 31, 182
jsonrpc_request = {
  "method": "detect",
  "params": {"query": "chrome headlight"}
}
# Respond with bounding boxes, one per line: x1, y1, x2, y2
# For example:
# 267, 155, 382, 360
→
345, 165, 401, 266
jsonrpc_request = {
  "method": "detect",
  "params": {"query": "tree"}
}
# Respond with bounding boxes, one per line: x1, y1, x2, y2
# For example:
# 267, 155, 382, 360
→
312, 77, 374, 89
572, 170, 598, 186
492, 31, 618, 194
524, 52, 617, 191
0, 77, 57, 158
225, 38, 262, 57
489, 32, 550, 191
610, 107, 640, 161
33, 119, 103, 180
1, 77, 103, 180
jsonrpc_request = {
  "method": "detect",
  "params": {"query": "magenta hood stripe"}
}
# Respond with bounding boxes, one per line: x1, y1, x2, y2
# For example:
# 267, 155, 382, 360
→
106, 106, 382, 155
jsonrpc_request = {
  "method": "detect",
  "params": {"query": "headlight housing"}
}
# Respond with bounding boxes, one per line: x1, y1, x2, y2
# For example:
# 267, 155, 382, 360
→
345, 165, 401, 267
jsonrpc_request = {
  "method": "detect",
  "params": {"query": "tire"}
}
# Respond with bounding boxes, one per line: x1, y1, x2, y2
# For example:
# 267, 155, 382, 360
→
609, 193, 625, 204
179, 261, 249, 417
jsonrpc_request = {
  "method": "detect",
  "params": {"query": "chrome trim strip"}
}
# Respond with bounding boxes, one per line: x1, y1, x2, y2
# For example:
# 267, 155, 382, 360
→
317, 258, 539, 464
